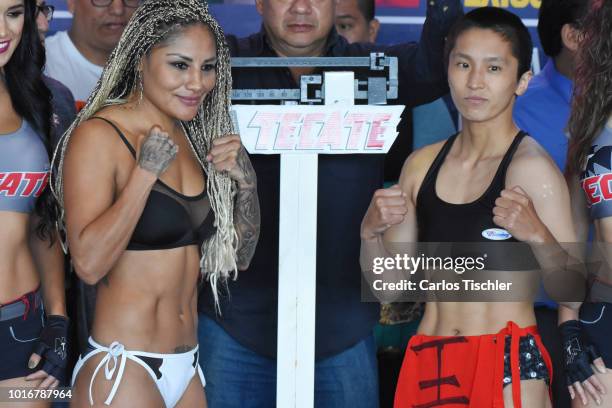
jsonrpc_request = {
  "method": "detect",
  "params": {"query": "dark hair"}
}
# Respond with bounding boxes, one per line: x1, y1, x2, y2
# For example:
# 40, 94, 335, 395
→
567, 0, 612, 175
444, 7, 533, 80
538, 0, 588, 57
4, 0, 56, 239
356, 0, 375, 22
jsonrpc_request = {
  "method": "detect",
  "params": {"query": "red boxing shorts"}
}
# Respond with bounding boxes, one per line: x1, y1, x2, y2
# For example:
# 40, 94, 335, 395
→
394, 321, 552, 408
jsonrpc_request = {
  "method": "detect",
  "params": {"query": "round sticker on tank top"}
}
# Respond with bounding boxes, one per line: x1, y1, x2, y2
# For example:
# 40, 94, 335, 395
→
481, 228, 512, 241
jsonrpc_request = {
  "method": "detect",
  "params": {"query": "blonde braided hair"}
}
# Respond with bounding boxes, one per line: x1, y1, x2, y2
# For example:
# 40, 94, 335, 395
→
51, 0, 238, 306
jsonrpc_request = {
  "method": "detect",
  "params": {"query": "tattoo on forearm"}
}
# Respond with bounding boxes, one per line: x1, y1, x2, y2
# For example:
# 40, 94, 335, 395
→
236, 148, 256, 188
174, 345, 194, 353
234, 149, 260, 269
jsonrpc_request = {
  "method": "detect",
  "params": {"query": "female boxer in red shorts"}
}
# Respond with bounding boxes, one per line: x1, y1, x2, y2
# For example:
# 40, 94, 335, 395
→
361, 7, 579, 407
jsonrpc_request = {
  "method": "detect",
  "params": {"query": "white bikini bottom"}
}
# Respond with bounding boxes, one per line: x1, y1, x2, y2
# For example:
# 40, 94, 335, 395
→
72, 337, 205, 407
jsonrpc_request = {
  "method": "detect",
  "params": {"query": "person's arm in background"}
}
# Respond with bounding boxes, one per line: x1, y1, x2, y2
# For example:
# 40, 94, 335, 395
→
500, 158, 606, 405
372, 0, 464, 109
43, 76, 76, 149
557, 173, 607, 406
26, 218, 68, 389
29, 223, 66, 318
343, 0, 462, 181
567, 173, 590, 243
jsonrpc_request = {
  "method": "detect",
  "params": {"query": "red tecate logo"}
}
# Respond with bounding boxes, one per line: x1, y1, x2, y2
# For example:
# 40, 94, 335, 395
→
0, 172, 49, 197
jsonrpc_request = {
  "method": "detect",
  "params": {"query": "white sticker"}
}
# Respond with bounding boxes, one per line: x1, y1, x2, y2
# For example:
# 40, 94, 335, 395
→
481, 228, 512, 241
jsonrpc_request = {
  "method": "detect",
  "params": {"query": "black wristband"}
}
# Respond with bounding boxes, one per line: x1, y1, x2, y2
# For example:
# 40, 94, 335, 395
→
31, 315, 70, 382
559, 319, 601, 385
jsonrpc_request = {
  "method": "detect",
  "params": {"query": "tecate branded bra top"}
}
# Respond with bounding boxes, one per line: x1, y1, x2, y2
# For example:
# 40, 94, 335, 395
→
0, 120, 50, 214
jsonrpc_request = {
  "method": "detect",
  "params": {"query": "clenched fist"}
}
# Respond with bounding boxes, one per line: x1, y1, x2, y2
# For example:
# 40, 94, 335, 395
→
206, 135, 255, 188
492, 186, 549, 243
137, 126, 178, 177
361, 185, 409, 240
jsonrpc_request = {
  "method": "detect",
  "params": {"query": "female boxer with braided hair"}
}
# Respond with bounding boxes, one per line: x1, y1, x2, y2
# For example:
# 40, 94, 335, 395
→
53, 1, 260, 406
563, 0, 612, 406
0, 0, 69, 401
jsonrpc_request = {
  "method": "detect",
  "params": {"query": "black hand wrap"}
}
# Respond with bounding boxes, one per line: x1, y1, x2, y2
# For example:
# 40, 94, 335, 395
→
31, 315, 70, 382
560, 319, 601, 385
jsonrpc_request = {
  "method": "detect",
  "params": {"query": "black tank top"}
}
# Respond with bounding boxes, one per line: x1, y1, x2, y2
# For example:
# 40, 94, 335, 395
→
416, 131, 538, 270
91, 117, 215, 251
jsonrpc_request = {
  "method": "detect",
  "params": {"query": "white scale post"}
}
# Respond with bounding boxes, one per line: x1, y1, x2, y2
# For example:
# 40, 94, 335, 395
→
276, 71, 355, 408
235, 71, 403, 408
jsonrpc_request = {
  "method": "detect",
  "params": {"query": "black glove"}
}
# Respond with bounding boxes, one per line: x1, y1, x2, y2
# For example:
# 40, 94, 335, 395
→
31, 315, 70, 382
559, 319, 601, 385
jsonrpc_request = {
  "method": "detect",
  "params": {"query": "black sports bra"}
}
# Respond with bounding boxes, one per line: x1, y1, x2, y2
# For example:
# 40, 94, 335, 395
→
416, 131, 539, 270
91, 117, 215, 251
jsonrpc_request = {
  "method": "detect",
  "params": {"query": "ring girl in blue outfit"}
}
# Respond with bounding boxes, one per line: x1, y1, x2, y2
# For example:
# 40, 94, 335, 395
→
0, 0, 69, 404
564, 0, 612, 406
